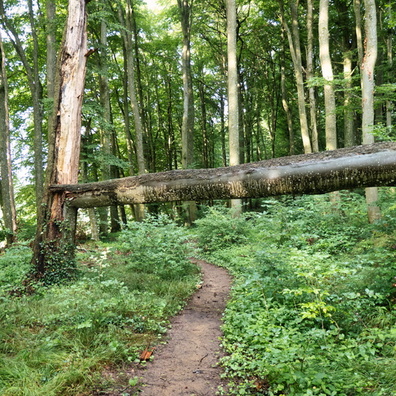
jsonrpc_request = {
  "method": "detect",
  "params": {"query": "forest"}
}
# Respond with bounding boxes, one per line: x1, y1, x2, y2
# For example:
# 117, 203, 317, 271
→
0, 0, 396, 394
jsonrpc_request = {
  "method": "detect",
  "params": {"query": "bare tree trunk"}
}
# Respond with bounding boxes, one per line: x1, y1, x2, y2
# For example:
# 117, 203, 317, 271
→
343, 51, 355, 147
46, 0, 57, 105
119, 0, 146, 221
279, 0, 312, 154
226, 0, 242, 214
52, 143, 396, 207
362, 0, 380, 223
0, 31, 17, 246
306, 0, 319, 152
99, 20, 120, 233
31, 0, 87, 282
354, 0, 364, 67
280, 25, 294, 155
27, 0, 45, 213
177, 0, 197, 224
385, 1, 393, 131
0, 0, 45, 214
319, 0, 337, 151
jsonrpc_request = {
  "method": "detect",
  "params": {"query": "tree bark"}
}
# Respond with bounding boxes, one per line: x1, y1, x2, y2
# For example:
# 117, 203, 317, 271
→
31, 0, 88, 282
354, 0, 364, 67
46, 0, 57, 104
279, 0, 312, 154
361, 0, 380, 223
50, 143, 396, 208
226, 0, 242, 214
319, 0, 337, 151
118, 0, 146, 221
177, 0, 196, 224
177, 0, 195, 170
0, 0, 45, 214
0, 30, 17, 246
385, 2, 393, 130
306, 0, 319, 152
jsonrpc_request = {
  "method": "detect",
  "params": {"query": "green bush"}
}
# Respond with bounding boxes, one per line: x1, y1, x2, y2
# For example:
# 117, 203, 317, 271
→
117, 214, 198, 280
0, 245, 32, 295
194, 206, 251, 252
197, 192, 396, 395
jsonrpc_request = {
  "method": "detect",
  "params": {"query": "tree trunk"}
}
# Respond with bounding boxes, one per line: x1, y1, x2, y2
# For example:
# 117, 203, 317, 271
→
335, 0, 355, 147
27, 0, 45, 213
226, 0, 242, 214
31, 0, 88, 283
177, 0, 196, 224
319, 0, 337, 151
51, 143, 396, 207
99, 19, 120, 233
354, 0, 364, 67
361, 0, 380, 223
279, 0, 312, 154
46, 0, 57, 105
385, 1, 393, 131
0, 0, 45, 214
0, 31, 17, 246
306, 0, 319, 152
119, 0, 146, 221
343, 52, 355, 147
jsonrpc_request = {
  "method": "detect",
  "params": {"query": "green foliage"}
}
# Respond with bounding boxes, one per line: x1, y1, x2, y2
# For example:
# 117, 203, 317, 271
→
0, 245, 32, 295
193, 206, 251, 252
116, 214, 198, 280
0, 216, 199, 395
196, 193, 396, 395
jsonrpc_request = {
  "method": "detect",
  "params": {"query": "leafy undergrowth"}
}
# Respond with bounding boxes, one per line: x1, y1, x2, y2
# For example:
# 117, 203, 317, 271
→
194, 191, 396, 395
0, 215, 199, 395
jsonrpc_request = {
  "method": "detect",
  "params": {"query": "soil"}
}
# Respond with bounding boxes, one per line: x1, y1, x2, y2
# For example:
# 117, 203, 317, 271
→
136, 258, 232, 396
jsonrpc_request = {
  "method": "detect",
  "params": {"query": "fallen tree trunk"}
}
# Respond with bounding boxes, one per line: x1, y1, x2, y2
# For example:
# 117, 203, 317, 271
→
51, 142, 396, 208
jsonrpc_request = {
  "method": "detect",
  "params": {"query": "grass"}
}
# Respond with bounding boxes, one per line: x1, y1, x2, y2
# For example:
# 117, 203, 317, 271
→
0, 216, 200, 395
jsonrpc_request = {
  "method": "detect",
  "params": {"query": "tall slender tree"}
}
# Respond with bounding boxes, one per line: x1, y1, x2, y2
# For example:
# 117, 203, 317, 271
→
279, 0, 312, 154
177, 0, 197, 224
307, 0, 319, 152
226, 0, 242, 214
0, 30, 17, 246
0, 0, 44, 213
361, 0, 381, 222
319, 0, 337, 151
118, 0, 147, 221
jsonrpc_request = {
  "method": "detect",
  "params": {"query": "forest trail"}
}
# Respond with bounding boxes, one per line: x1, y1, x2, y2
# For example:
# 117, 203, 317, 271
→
137, 259, 232, 395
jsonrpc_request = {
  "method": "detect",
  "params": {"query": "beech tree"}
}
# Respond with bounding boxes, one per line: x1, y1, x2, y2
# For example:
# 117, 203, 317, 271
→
0, 0, 45, 213
226, 0, 242, 213
0, 30, 17, 246
177, 0, 197, 224
51, 143, 396, 208
361, 0, 381, 223
279, 0, 312, 154
319, 0, 337, 151
31, 0, 88, 281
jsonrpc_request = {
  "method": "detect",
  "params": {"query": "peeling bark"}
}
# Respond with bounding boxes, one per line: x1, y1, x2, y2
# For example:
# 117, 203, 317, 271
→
31, 0, 87, 281
49, 143, 396, 208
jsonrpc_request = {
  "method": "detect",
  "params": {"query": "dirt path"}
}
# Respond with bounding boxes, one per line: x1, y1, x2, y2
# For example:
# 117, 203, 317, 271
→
137, 259, 232, 396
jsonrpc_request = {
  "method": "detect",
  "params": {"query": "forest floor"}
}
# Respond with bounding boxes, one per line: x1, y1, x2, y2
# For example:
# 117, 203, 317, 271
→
96, 258, 232, 396
137, 259, 232, 395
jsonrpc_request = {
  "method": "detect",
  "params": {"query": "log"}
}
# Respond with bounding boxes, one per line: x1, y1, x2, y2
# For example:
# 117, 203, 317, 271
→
49, 142, 396, 208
